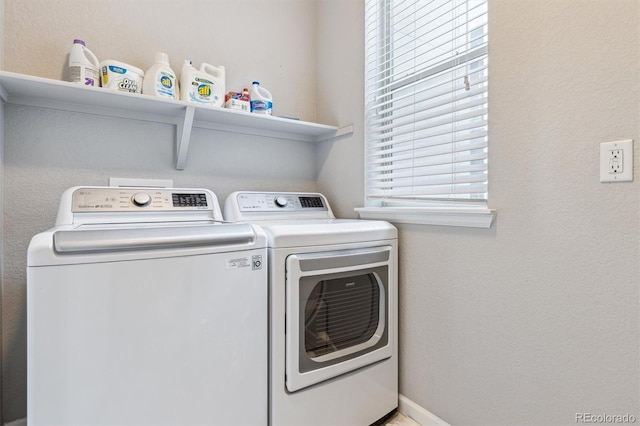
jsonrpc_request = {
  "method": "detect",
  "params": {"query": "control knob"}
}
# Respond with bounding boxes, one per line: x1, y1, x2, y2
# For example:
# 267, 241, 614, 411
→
274, 196, 288, 208
131, 192, 152, 207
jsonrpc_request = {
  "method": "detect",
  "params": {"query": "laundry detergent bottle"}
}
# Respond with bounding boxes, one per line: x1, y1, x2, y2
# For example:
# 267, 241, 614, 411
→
180, 61, 225, 107
68, 39, 100, 86
250, 81, 273, 115
143, 52, 178, 99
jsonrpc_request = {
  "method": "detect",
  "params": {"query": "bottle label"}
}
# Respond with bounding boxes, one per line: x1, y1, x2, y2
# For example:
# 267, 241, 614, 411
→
156, 71, 176, 98
101, 65, 142, 93
251, 99, 273, 114
108, 65, 127, 74
69, 65, 99, 86
117, 78, 139, 92
188, 78, 220, 104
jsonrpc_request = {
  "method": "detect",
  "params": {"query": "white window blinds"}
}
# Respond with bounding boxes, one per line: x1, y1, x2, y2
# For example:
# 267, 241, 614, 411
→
364, 0, 488, 205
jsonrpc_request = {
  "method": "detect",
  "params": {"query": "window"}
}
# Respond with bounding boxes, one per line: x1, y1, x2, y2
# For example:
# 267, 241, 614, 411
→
358, 0, 494, 228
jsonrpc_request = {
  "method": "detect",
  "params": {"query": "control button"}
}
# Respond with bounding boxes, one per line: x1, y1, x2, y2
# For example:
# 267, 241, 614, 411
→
274, 196, 288, 208
131, 192, 152, 207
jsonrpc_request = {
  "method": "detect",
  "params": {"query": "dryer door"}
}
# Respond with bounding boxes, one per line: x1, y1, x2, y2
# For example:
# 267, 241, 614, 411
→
285, 246, 393, 392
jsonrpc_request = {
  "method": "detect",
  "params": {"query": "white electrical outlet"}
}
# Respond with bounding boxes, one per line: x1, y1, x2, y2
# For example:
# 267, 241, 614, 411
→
600, 139, 633, 182
609, 149, 623, 174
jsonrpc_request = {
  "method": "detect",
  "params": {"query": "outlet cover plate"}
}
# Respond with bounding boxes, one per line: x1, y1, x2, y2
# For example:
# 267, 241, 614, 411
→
600, 139, 633, 182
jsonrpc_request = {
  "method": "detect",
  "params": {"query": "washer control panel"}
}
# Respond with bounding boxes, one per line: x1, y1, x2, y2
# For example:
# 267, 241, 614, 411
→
71, 188, 211, 212
236, 192, 328, 212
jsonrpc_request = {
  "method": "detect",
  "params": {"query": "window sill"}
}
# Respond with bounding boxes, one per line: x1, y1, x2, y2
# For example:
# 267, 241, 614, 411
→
354, 206, 496, 228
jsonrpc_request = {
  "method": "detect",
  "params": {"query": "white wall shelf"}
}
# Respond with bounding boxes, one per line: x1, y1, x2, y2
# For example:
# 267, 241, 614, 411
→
0, 71, 351, 170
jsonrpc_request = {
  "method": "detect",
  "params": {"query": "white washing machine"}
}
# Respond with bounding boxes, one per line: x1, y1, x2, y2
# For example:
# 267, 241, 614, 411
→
27, 186, 268, 426
224, 191, 398, 426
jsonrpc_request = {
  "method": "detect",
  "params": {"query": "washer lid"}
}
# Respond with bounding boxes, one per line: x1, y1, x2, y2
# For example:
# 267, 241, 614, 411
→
27, 222, 266, 266
53, 223, 257, 254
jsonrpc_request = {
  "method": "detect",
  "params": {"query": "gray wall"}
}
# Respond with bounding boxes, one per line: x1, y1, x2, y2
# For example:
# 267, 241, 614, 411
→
316, 0, 640, 425
1, 0, 320, 422
2, 0, 640, 425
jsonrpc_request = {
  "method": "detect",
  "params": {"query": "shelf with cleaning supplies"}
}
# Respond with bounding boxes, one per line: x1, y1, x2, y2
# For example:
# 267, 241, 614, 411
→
0, 71, 353, 170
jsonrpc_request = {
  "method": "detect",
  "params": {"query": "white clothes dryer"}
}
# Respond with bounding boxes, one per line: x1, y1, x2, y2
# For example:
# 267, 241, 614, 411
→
224, 191, 398, 426
27, 186, 268, 426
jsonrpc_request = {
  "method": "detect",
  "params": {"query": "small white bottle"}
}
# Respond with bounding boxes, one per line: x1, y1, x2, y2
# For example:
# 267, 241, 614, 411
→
179, 60, 198, 102
68, 39, 100, 86
142, 52, 178, 99
250, 81, 273, 115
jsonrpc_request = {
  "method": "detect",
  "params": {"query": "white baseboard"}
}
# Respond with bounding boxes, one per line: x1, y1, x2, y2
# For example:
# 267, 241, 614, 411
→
398, 394, 450, 426
4, 418, 26, 426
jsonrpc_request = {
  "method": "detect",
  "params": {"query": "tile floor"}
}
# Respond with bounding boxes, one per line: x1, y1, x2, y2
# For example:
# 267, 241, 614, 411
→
385, 412, 422, 426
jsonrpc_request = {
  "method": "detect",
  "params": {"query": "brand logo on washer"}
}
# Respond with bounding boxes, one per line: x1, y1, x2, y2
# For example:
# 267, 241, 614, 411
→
252, 255, 263, 270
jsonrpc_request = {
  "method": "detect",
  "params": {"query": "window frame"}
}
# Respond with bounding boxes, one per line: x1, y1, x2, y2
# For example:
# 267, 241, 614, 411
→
358, 0, 495, 228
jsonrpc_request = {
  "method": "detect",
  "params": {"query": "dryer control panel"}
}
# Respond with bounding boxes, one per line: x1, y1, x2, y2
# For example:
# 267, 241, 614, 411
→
224, 191, 335, 221
235, 192, 328, 212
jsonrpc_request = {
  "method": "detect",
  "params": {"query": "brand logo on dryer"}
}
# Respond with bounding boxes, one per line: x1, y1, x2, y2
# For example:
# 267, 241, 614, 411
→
252, 255, 263, 270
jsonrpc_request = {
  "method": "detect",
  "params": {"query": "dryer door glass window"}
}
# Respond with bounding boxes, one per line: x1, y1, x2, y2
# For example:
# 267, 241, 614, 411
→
285, 246, 394, 392
297, 265, 389, 373
305, 273, 380, 358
